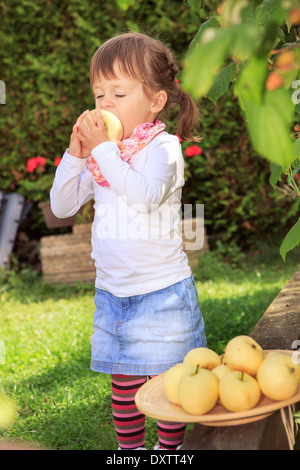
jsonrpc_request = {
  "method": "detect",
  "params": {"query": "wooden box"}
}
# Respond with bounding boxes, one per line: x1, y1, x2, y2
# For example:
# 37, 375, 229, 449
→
40, 224, 95, 285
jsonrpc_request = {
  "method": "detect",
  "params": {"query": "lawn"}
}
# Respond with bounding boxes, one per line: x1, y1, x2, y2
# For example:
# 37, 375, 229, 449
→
0, 239, 299, 450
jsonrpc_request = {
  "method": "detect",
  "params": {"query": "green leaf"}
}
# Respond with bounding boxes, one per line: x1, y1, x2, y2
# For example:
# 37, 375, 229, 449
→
229, 24, 262, 61
280, 217, 300, 261
234, 56, 268, 106
255, 0, 286, 26
183, 28, 231, 98
206, 63, 236, 104
287, 163, 300, 184
183, 21, 262, 99
115, 0, 133, 11
294, 138, 300, 158
186, 16, 219, 54
236, 63, 296, 168
269, 161, 282, 188
186, 0, 203, 13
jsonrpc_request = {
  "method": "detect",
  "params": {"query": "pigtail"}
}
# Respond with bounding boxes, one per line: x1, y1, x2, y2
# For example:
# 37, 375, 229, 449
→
176, 87, 202, 143
166, 59, 202, 142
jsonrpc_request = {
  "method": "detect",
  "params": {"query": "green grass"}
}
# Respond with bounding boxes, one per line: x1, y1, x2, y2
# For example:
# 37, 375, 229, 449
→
0, 240, 300, 450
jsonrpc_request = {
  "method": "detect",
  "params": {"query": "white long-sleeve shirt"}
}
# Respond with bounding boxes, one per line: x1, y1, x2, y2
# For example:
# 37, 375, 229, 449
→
50, 131, 192, 296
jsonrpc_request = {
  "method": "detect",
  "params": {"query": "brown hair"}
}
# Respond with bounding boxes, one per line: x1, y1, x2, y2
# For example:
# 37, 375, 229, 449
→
89, 32, 201, 142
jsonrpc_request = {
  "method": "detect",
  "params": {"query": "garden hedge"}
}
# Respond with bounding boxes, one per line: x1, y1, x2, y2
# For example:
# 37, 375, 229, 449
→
1, 0, 299, 249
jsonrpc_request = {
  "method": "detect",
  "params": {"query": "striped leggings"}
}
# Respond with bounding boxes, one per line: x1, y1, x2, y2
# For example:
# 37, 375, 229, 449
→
111, 374, 186, 450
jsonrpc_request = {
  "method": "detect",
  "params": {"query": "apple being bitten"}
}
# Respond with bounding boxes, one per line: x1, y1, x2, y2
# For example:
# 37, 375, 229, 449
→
163, 362, 195, 405
178, 365, 219, 415
257, 352, 300, 401
82, 109, 123, 141
183, 347, 221, 370
219, 370, 261, 412
224, 335, 264, 376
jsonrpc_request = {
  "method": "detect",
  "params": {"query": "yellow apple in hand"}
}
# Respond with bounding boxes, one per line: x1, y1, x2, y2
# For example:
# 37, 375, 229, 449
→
257, 352, 300, 401
82, 109, 123, 141
163, 362, 195, 405
183, 347, 221, 370
219, 370, 261, 412
178, 365, 219, 415
224, 335, 264, 376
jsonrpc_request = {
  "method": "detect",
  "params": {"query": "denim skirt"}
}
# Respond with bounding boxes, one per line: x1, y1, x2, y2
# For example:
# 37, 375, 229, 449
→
90, 275, 207, 376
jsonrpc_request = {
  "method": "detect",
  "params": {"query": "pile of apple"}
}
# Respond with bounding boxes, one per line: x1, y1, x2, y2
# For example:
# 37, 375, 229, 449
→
163, 335, 300, 415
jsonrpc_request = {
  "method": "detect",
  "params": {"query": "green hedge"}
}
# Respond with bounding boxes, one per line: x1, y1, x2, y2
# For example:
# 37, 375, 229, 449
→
1, 0, 299, 248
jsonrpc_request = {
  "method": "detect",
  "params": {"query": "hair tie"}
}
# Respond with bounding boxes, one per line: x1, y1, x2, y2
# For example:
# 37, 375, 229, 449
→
175, 77, 180, 84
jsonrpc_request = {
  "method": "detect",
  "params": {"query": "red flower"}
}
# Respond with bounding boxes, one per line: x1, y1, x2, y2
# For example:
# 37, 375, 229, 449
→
184, 145, 202, 157
26, 158, 38, 172
54, 157, 62, 167
176, 135, 183, 142
26, 156, 46, 172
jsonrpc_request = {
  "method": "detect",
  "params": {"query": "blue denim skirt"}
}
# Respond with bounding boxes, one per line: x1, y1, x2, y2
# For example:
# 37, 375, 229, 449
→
90, 275, 207, 376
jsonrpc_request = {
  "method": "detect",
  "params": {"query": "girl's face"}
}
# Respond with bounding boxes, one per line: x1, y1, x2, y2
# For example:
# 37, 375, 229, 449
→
92, 62, 167, 139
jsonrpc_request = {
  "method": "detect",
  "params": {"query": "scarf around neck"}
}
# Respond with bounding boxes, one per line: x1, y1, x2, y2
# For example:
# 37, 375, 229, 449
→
86, 119, 166, 187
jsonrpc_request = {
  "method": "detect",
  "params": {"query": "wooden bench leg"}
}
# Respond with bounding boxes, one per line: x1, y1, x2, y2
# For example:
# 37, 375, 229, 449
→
180, 404, 299, 450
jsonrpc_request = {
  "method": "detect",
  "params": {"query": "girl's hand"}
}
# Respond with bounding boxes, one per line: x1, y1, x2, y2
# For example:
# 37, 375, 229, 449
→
69, 110, 91, 159
77, 109, 122, 152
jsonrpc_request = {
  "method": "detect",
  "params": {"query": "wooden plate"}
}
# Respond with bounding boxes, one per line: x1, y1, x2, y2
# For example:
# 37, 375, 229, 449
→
135, 350, 300, 426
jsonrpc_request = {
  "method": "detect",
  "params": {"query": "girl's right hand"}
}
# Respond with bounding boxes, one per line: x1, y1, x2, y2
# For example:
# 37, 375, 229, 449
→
69, 110, 91, 159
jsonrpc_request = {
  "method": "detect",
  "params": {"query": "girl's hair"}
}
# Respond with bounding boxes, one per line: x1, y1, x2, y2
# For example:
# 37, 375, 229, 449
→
89, 32, 201, 142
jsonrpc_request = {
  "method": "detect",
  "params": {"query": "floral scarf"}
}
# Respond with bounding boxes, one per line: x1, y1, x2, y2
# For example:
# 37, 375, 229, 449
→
86, 119, 166, 187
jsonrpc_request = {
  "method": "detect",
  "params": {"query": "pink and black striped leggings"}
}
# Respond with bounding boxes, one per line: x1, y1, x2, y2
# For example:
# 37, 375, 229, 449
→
111, 374, 186, 450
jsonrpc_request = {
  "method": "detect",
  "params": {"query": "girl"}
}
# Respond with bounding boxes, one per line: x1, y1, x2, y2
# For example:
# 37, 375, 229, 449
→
50, 32, 207, 451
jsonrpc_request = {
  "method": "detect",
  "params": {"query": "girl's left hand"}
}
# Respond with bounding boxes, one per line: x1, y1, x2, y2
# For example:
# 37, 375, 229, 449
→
77, 110, 122, 152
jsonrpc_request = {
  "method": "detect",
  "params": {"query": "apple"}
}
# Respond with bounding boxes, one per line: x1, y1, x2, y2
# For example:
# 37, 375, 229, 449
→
289, 8, 300, 26
224, 335, 264, 376
178, 365, 219, 415
275, 51, 295, 71
163, 362, 195, 405
82, 109, 123, 141
265, 71, 284, 91
219, 370, 261, 412
257, 352, 300, 401
211, 363, 231, 382
0, 393, 16, 429
183, 347, 221, 370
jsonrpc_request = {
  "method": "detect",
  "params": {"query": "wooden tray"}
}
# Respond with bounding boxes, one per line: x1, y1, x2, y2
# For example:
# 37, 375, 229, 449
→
135, 350, 300, 426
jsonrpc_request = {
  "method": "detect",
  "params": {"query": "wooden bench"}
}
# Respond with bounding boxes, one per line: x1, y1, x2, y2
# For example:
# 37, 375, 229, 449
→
180, 270, 300, 450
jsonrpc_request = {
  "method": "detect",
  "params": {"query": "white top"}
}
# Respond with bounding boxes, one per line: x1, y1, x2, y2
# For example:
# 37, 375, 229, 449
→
50, 131, 192, 296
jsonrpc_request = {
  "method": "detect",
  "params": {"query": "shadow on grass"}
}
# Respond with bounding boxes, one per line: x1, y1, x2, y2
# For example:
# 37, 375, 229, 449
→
1, 344, 117, 450
199, 284, 287, 353
0, 267, 95, 304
